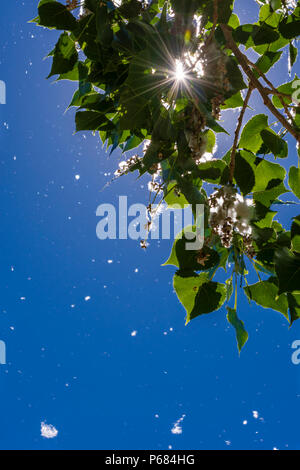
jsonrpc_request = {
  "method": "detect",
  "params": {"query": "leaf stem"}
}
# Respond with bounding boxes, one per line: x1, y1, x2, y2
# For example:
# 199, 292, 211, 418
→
234, 273, 238, 310
248, 256, 262, 282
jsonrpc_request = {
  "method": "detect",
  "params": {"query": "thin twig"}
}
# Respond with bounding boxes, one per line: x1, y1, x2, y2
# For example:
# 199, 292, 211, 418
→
221, 24, 300, 144
229, 84, 253, 183
244, 56, 296, 126
264, 88, 292, 99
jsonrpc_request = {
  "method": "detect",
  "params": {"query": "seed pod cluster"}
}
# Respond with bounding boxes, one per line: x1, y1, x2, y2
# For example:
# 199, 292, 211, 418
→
148, 180, 162, 193
208, 186, 255, 256
185, 106, 207, 162
114, 155, 141, 177
203, 41, 229, 119
66, 0, 79, 10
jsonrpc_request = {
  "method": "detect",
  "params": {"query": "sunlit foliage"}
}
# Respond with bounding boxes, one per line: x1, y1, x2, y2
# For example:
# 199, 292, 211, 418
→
34, 0, 300, 352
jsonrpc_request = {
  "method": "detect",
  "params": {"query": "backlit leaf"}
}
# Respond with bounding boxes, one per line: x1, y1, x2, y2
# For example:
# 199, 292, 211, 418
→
174, 273, 226, 323
38, 1, 77, 30
226, 307, 249, 353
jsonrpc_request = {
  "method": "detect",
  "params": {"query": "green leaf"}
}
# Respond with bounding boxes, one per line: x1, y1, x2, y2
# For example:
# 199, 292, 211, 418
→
252, 226, 276, 248
176, 180, 206, 207
216, 0, 234, 23
118, 0, 142, 19
259, 4, 281, 27
119, 88, 151, 131
95, 4, 113, 46
196, 160, 228, 184
206, 130, 216, 154
279, 18, 300, 39
253, 34, 289, 55
295, 107, 300, 130
218, 246, 230, 271
79, 95, 115, 113
233, 24, 255, 44
260, 129, 288, 158
252, 24, 280, 45
142, 140, 174, 174
289, 166, 300, 199
38, 0, 56, 7
291, 215, 300, 253
38, 1, 77, 31
289, 42, 298, 68
163, 227, 220, 272
68, 85, 93, 108
234, 151, 255, 195
253, 156, 286, 192
254, 51, 282, 75
201, 0, 234, 24
228, 13, 240, 29
75, 111, 113, 132
164, 183, 189, 209
226, 279, 234, 301
275, 248, 300, 295
173, 272, 226, 323
124, 51, 167, 101
287, 292, 300, 324
254, 208, 277, 229
121, 135, 141, 152
73, 15, 99, 61
270, 0, 281, 11
239, 114, 268, 153
57, 61, 88, 81
47, 32, 78, 78
244, 278, 289, 320
254, 182, 288, 212
226, 56, 247, 94
272, 76, 299, 108
226, 307, 249, 353
233, 24, 279, 46
221, 91, 244, 110
163, 227, 192, 268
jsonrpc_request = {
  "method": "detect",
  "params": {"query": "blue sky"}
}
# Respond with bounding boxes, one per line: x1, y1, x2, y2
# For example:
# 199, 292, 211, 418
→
0, 0, 299, 450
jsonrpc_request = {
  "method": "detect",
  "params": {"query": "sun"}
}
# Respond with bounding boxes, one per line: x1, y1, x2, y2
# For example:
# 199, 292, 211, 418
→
174, 59, 186, 82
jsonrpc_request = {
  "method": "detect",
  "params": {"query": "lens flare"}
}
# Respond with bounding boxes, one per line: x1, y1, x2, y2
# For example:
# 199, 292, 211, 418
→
175, 60, 186, 82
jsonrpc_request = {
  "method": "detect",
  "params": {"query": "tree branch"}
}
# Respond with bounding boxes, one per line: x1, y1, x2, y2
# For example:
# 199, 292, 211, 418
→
243, 55, 296, 127
220, 24, 300, 144
264, 87, 292, 99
